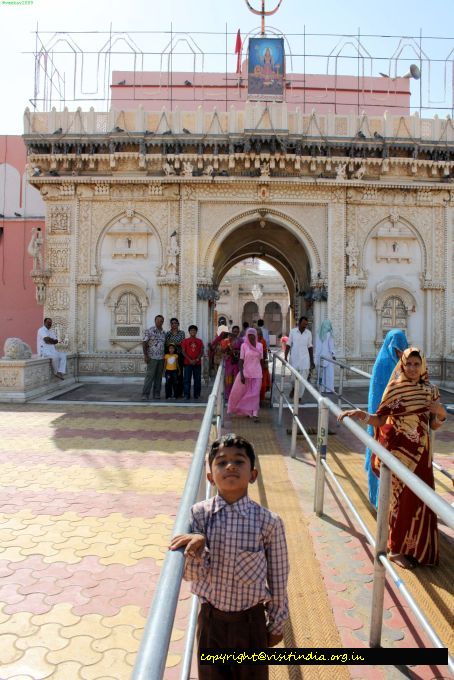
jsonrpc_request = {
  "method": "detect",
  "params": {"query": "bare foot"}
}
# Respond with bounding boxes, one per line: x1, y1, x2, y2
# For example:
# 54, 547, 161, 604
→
388, 553, 418, 569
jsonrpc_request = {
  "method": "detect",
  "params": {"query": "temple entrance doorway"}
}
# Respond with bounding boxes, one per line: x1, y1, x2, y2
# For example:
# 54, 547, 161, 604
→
208, 213, 315, 344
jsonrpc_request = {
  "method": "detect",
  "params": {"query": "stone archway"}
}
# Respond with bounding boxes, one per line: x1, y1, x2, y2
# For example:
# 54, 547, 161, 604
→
202, 211, 317, 339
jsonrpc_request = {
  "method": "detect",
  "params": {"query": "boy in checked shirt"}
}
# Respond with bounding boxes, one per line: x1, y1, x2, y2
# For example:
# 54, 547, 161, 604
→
170, 434, 289, 680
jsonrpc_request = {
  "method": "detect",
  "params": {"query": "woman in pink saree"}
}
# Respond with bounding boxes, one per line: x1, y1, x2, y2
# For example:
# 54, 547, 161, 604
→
227, 327, 263, 422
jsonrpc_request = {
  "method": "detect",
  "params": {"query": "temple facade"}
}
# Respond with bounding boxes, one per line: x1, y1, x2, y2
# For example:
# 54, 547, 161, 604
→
23, 103, 454, 382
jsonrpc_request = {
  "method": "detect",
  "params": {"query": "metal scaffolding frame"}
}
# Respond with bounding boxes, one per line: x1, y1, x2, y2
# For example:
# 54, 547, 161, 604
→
28, 25, 454, 116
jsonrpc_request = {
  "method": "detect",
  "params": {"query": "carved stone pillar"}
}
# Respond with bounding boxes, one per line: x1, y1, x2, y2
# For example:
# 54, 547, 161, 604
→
179, 187, 199, 329
327, 191, 346, 356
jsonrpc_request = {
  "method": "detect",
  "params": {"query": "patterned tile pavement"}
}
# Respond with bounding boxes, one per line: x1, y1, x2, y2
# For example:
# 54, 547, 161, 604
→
0, 397, 452, 679
0, 403, 200, 680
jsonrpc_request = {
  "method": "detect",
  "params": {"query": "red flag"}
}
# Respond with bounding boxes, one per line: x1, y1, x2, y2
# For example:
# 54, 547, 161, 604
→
235, 29, 242, 74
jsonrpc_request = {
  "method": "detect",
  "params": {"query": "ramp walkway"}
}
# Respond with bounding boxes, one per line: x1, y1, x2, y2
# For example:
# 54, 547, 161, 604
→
0, 391, 451, 679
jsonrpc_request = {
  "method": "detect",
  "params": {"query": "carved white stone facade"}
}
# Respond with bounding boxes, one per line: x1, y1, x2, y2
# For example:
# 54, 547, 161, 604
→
24, 109, 454, 382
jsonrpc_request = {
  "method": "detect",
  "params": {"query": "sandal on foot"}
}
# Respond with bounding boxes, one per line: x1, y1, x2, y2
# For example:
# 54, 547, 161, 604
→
388, 553, 418, 570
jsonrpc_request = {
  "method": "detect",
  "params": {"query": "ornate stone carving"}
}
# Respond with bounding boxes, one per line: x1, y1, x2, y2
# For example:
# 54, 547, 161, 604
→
60, 182, 75, 196
95, 183, 110, 196
362, 187, 379, 201
3, 338, 32, 360
49, 246, 70, 271
76, 286, 89, 352
335, 162, 347, 180
344, 290, 357, 355
0, 369, 20, 387
149, 182, 163, 196
47, 288, 70, 310
181, 185, 196, 201
346, 240, 359, 276
49, 205, 71, 233
182, 161, 194, 177
163, 161, 176, 175
30, 270, 51, 305
28, 226, 44, 272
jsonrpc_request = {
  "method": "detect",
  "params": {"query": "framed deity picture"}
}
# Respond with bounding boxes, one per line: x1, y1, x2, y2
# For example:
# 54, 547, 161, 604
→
247, 37, 285, 101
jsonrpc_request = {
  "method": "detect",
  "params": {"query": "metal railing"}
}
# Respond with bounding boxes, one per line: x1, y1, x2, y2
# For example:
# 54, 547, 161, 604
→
317, 355, 453, 481
132, 363, 224, 680
271, 353, 453, 672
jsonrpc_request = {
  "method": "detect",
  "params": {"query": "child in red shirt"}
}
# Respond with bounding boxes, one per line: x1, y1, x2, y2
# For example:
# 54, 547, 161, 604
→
181, 325, 204, 400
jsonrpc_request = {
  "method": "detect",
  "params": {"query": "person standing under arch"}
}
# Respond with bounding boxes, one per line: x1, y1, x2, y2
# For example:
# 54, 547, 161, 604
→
315, 319, 336, 393
228, 328, 263, 422
285, 316, 315, 400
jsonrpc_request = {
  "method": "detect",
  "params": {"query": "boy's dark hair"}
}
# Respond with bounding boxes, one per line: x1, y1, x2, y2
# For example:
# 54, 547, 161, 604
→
208, 433, 255, 469
188, 324, 198, 332
242, 321, 249, 329
257, 319, 264, 327
170, 317, 179, 325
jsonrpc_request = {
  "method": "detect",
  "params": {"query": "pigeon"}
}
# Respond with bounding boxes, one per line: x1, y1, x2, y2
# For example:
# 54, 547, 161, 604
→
374, 131, 384, 139
52, 128, 63, 135
14, 212, 21, 217
117, 80, 126, 85
113, 126, 124, 133
357, 131, 366, 139
182, 128, 191, 134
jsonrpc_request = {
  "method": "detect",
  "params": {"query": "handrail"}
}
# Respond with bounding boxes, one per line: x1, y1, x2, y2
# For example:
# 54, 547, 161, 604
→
272, 353, 453, 670
132, 364, 224, 680
318, 354, 453, 480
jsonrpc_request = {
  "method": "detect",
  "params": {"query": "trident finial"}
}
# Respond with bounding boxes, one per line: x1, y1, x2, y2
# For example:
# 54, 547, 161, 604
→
244, 0, 284, 36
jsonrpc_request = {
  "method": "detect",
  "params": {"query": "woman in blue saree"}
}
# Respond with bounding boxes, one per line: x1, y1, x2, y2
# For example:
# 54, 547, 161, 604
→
365, 329, 408, 507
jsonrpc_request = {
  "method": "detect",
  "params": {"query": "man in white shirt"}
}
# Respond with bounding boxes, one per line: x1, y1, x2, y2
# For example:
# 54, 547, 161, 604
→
37, 318, 67, 380
284, 316, 315, 399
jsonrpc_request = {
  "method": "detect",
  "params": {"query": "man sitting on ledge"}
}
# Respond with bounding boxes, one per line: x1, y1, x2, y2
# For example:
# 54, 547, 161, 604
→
37, 318, 66, 380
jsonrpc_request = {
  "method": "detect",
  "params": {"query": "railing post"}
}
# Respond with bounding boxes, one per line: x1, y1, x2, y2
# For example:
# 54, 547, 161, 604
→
370, 462, 391, 647
270, 352, 276, 407
314, 398, 329, 515
338, 365, 344, 409
290, 378, 300, 458
278, 359, 285, 425
216, 370, 224, 437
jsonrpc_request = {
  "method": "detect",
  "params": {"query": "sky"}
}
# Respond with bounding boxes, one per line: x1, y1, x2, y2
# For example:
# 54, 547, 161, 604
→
0, 0, 452, 133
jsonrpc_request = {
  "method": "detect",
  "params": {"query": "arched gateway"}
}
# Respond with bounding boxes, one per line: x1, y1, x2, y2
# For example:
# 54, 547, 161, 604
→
200, 209, 320, 340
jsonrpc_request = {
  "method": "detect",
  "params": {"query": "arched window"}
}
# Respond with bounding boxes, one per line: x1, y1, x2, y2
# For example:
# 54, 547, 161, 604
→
264, 301, 283, 336
114, 293, 142, 338
105, 284, 149, 349
242, 301, 259, 327
381, 295, 407, 339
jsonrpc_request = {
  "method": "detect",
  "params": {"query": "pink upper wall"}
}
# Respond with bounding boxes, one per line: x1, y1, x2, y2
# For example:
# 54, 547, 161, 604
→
111, 70, 411, 115
0, 136, 44, 353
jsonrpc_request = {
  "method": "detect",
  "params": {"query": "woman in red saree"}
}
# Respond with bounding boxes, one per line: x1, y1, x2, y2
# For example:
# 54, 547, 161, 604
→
220, 325, 243, 400
257, 327, 270, 402
338, 348, 446, 569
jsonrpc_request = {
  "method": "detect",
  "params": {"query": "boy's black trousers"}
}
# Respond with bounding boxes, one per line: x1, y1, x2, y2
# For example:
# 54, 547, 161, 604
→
197, 602, 268, 679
